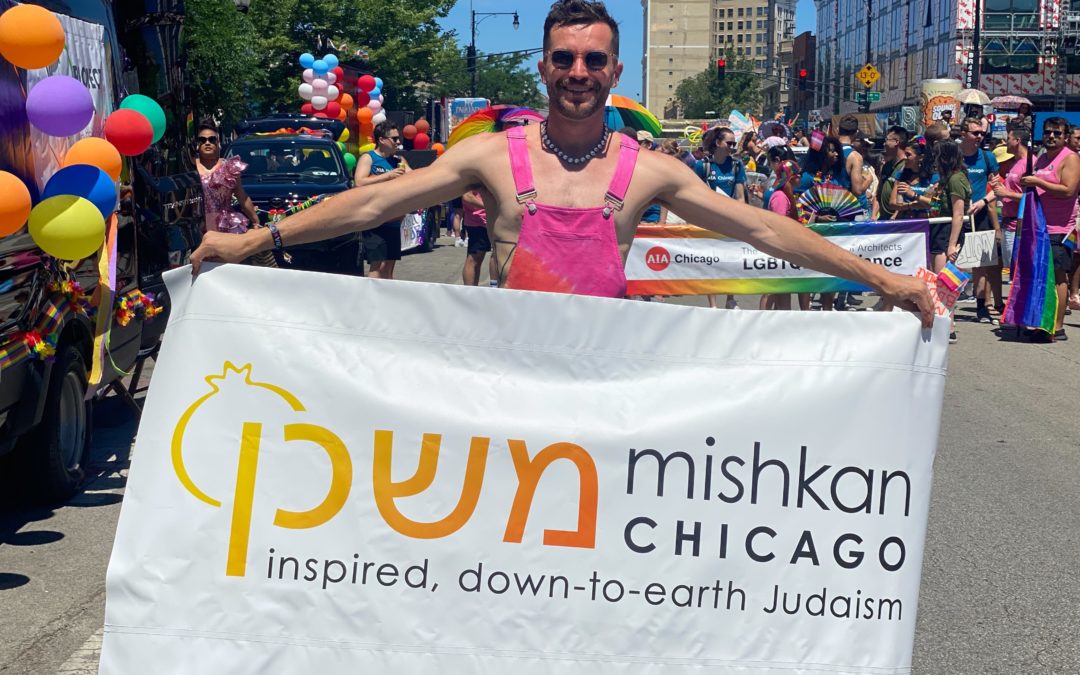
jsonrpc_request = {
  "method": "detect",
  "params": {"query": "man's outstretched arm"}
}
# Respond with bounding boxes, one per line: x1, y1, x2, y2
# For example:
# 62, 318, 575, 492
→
651, 154, 935, 327
190, 138, 485, 273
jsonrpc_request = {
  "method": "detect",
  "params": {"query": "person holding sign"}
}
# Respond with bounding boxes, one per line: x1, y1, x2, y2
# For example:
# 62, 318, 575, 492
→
190, 0, 933, 325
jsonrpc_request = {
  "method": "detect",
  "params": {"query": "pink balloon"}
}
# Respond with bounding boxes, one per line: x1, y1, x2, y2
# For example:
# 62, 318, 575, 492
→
326, 71, 337, 85
302, 69, 314, 83
312, 78, 328, 92
366, 98, 381, 112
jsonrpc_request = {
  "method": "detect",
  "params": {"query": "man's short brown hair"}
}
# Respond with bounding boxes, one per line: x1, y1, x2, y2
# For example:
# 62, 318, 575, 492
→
543, 0, 620, 55
838, 114, 860, 135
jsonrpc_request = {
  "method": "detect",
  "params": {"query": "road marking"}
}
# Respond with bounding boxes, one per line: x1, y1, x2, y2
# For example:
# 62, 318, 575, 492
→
56, 629, 102, 674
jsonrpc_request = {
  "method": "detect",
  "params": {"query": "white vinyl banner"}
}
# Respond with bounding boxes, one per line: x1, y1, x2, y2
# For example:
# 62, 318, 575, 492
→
102, 265, 949, 674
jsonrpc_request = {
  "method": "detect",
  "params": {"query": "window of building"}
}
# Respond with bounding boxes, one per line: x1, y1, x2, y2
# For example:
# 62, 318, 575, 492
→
1067, 54, 1080, 73
738, 7, 744, 16
728, 21, 733, 29
982, 54, 1038, 74
738, 34, 743, 43
727, 8, 733, 17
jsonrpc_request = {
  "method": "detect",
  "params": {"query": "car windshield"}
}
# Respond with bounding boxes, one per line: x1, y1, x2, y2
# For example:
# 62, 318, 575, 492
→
228, 139, 344, 183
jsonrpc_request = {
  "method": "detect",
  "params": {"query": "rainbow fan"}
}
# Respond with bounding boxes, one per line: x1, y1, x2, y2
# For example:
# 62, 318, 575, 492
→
797, 184, 864, 223
447, 105, 546, 147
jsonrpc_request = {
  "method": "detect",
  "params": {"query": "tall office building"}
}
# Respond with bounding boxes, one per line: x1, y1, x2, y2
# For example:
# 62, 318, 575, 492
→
813, 0, 1080, 116
643, 0, 797, 117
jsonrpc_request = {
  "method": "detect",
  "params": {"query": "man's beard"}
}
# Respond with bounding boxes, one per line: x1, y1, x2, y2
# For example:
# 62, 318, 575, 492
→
548, 78, 606, 120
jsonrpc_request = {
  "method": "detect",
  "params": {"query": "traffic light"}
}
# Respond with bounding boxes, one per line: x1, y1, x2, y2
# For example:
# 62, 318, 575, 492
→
798, 68, 808, 92
716, 58, 726, 83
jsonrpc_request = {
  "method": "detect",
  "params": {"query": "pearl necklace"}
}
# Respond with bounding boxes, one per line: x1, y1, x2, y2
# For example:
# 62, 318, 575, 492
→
540, 122, 610, 165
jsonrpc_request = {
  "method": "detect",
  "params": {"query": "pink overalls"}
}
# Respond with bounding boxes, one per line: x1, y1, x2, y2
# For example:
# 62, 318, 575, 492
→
502, 127, 639, 298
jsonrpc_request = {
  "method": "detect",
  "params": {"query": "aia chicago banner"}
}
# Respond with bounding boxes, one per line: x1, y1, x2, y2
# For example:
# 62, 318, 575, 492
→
626, 221, 930, 296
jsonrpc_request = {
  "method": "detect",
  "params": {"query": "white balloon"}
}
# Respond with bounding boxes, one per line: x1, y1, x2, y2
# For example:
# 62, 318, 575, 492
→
298, 83, 313, 100
367, 98, 381, 112
311, 96, 328, 110
326, 85, 339, 100
302, 69, 314, 83
372, 111, 387, 125
326, 72, 337, 85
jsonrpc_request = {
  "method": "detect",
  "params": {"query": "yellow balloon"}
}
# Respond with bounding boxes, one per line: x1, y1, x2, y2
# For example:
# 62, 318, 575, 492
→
337, 128, 350, 143
358, 143, 375, 154
28, 195, 105, 260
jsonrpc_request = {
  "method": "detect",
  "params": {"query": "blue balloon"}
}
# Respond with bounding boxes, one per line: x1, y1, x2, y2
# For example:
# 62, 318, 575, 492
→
369, 87, 381, 99
324, 54, 339, 68
374, 77, 383, 90
299, 52, 315, 68
42, 164, 117, 219
312, 59, 328, 74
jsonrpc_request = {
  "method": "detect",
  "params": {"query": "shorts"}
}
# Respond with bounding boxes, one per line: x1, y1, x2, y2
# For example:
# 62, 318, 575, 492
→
464, 225, 491, 254
1049, 234, 1074, 282
929, 220, 952, 255
363, 221, 402, 263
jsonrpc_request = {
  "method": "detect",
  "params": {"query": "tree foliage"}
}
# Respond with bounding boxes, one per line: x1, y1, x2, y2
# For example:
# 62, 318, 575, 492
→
244, 0, 456, 114
428, 45, 544, 108
674, 50, 762, 118
185, 0, 264, 130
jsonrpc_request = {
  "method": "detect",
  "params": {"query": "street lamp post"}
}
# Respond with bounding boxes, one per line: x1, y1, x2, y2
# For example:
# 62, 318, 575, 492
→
862, 0, 872, 113
470, 7, 520, 97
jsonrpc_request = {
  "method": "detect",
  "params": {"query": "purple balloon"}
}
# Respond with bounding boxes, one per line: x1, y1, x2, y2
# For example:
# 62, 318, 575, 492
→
25, 75, 95, 137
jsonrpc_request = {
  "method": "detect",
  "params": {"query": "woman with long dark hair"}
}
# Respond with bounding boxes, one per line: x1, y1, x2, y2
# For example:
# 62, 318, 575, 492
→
890, 140, 939, 220
798, 136, 849, 194
193, 119, 276, 267
760, 152, 802, 311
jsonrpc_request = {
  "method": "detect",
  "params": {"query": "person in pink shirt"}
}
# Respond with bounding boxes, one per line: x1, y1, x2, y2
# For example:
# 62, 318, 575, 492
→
760, 155, 800, 311
461, 189, 498, 286
990, 129, 1029, 281
1019, 116, 1080, 341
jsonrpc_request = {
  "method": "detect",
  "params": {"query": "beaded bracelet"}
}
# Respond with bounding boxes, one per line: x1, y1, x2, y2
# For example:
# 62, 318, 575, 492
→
266, 220, 284, 251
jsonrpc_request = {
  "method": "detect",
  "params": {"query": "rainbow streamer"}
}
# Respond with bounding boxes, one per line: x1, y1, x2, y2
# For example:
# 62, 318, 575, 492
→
1003, 191, 1057, 333
447, 106, 545, 148
88, 214, 119, 396
1064, 228, 1077, 254
937, 262, 969, 292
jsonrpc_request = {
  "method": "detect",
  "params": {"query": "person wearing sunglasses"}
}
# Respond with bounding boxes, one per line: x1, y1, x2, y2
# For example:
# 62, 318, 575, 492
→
354, 120, 410, 279
1018, 116, 1080, 341
193, 120, 276, 268
959, 117, 1003, 324
190, 0, 934, 325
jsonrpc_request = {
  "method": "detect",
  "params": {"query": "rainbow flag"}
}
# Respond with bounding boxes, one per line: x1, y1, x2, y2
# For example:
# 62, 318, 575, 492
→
938, 262, 969, 292
1003, 190, 1057, 333
1064, 228, 1077, 254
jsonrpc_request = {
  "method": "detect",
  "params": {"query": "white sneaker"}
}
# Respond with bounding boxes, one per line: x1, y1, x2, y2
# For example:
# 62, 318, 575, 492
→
455, 238, 466, 248
725, 298, 740, 310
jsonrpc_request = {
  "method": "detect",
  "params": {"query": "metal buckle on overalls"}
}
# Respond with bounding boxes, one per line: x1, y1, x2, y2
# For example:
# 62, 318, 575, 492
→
603, 193, 624, 219
516, 190, 538, 215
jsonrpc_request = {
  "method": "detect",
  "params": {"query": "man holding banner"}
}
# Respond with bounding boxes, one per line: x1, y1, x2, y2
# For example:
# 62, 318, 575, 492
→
191, 1, 933, 325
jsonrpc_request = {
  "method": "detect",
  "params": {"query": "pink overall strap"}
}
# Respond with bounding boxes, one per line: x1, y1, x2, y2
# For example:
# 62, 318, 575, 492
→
506, 127, 537, 203
603, 135, 641, 214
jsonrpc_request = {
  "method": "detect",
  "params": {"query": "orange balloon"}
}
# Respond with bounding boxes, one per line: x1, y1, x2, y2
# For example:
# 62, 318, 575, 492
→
415, 119, 430, 134
357, 107, 373, 124
0, 171, 31, 237
360, 121, 374, 135
0, 5, 64, 69
337, 109, 347, 121
402, 124, 417, 140
340, 93, 354, 110
63, 137, 123, 181
432, 143, 445, 156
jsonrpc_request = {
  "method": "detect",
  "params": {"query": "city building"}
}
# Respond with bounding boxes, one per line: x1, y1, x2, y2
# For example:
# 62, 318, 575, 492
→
641, 0, 712, 117
642, 0, 797, 117
787, 31, 817, 123
813, 0, 1080, 117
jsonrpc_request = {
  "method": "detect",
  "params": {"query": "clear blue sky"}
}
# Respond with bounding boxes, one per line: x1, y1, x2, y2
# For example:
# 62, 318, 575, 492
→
437, 0, 815, 103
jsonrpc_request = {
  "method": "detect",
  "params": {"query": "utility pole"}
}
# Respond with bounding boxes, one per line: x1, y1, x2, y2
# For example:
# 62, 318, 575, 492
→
968, 0, 982, 88
469, 5, 519, 98
862, 0, 872, 113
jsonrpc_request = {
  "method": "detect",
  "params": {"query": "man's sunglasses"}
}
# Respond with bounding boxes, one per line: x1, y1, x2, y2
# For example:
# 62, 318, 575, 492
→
1044, 129, 1066, 137
548, 50, 612, 71
197, 135, 218, 145
724, 141, 737, 147
386, 135, 401, 142
967, 130, 985, 136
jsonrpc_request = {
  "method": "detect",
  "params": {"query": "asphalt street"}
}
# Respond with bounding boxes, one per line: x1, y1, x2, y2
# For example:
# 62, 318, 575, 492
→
1, 235, 1078, 674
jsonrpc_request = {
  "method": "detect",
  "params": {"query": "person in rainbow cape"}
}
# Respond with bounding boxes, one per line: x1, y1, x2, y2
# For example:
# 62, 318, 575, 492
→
190, 0, 934, 327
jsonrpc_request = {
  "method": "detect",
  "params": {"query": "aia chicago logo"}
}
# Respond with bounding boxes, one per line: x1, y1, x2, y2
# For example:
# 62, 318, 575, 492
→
645, 246, 671, 271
